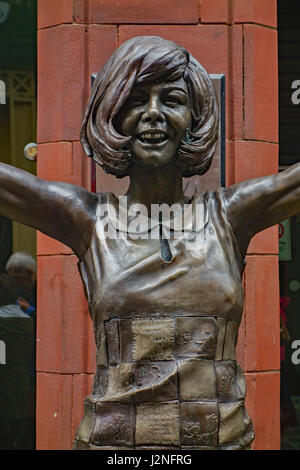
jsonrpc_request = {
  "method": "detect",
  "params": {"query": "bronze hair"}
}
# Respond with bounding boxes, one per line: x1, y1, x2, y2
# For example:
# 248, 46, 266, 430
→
80, 36, 219, 177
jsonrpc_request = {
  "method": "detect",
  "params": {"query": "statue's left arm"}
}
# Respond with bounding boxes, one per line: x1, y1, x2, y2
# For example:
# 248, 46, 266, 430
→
224, 162, 300, 259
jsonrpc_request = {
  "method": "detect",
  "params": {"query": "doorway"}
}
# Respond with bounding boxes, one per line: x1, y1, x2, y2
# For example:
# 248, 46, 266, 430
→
0, 0, 37, 450
278, 0, 300, 449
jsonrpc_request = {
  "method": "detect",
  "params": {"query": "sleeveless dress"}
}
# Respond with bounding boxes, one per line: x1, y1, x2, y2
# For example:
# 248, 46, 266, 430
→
73, 188, 255, 450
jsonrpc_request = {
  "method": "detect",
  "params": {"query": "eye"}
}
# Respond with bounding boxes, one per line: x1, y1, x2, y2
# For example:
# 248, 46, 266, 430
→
127, 94, 146, 106
163, 94, 184, 106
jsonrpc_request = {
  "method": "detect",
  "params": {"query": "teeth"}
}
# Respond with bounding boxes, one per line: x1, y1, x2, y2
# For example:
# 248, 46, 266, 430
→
138, 132, 167, 143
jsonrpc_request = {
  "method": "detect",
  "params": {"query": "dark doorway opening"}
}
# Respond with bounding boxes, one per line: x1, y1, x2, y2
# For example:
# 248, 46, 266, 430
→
278, 0, 300, 450
0, 0, 37, 450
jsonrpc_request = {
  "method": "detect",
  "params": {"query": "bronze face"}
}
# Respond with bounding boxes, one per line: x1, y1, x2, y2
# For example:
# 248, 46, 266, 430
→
117, 78, 191, 169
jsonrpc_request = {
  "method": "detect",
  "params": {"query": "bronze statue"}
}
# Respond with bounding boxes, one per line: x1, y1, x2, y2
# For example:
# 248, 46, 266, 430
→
0, 36, 299, 450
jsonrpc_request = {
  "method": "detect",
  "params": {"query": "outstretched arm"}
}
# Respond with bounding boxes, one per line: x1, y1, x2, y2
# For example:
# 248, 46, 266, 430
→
224, 162, 300, 259
0, 162, 98, 260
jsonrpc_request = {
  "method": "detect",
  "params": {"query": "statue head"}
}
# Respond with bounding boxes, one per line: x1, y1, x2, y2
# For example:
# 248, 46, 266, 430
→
80, 36, 219, 178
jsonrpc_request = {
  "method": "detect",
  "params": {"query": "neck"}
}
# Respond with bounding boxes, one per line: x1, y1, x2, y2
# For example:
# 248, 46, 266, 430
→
125, 164, 185, 213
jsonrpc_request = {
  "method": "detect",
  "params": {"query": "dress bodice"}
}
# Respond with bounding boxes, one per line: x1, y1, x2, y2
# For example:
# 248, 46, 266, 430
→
73, 188, 255, 450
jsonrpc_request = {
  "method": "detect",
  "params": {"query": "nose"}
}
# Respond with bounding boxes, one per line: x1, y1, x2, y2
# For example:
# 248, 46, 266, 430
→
142, 96, 164, 123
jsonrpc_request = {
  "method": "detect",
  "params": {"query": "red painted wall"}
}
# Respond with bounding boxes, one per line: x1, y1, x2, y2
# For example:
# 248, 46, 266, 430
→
36, 0, 280, 450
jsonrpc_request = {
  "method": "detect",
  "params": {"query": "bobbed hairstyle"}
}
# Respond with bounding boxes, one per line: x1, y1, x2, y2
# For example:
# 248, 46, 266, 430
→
80, 36, 219, 178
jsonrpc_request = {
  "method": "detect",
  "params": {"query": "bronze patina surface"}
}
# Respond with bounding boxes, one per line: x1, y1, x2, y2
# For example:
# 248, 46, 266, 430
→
0, 36, 299, 449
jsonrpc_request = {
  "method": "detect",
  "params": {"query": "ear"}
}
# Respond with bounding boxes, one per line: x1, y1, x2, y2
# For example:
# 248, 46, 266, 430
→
26, 268, 36, 282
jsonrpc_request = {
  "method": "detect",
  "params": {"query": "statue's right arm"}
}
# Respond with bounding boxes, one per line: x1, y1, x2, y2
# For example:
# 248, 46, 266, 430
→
0, 162, 99, 260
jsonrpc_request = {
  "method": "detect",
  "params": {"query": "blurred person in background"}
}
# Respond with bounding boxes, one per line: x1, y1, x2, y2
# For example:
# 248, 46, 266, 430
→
5, 252, 36, 319
0, 274, 35, 449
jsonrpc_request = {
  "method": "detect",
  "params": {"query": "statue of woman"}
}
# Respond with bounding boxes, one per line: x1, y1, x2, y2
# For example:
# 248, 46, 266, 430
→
0, 36, 299, 450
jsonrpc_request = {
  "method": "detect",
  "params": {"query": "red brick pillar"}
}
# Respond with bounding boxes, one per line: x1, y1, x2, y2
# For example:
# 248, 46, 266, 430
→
36, 0, 117, 449
36, 0, 280, 450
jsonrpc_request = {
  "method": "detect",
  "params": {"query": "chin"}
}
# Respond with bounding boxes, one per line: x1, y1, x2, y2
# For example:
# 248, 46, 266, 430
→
135, 157, 174, 169
132, 150, 175, 168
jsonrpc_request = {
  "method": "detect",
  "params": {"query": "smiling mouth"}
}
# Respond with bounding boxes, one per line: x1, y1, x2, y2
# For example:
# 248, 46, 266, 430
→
137, 131, 168, 145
